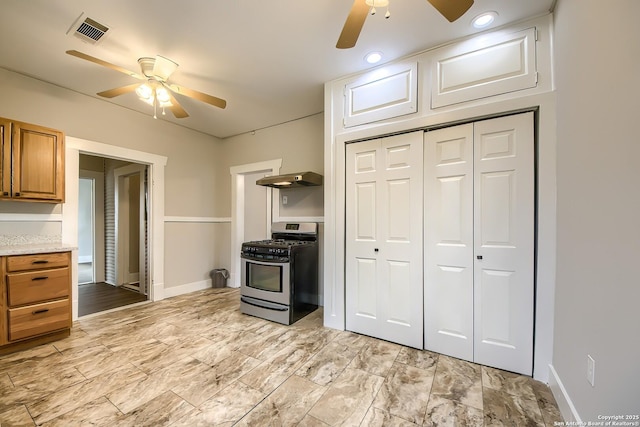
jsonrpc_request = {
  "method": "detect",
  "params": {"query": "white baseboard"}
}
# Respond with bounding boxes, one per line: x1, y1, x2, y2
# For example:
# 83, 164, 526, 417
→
163, 279, 212, 299
226, 272, 240, 288
548, 364, 582, 423
152, 282, 165, 301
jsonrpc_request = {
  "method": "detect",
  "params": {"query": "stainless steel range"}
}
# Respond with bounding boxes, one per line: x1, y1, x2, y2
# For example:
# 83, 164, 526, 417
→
240, 222, 318, 325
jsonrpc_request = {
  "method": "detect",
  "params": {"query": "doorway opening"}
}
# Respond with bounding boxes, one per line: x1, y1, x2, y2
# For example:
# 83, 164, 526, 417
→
229, 159, 282, 287
77, 154, 149, 316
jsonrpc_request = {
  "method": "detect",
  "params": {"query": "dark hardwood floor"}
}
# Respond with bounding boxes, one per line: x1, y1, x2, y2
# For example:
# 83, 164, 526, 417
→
78, 282, 148, 317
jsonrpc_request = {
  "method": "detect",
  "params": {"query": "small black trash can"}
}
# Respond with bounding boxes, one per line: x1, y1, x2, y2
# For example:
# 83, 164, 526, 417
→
210, 268, 229, 288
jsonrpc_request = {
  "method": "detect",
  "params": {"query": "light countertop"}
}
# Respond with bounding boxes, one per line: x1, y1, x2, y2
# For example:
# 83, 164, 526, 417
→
0, 242, 76, 257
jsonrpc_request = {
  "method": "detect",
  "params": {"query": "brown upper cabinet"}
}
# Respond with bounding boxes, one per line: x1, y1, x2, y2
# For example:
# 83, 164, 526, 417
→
0, 117, 65, 203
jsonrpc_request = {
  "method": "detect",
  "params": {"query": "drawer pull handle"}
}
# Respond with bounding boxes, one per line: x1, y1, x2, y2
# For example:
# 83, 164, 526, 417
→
32, 276, 49, 281
32, 309, 49, 315
32, 260, 49, 264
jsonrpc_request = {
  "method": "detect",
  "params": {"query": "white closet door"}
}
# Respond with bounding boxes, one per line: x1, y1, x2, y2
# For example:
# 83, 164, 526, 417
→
424, 124, 474, 361
345, 131, 423, 349
473, 112, 534, 375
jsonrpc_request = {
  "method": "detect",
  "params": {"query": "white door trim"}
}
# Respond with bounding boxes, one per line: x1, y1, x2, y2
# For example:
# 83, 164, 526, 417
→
63, 136, 167, 320
114, 163, 146, 291
229, 159, 282, 287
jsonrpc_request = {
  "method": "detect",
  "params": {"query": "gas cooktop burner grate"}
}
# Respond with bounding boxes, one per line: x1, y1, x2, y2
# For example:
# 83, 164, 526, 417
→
243, 239, 315, 248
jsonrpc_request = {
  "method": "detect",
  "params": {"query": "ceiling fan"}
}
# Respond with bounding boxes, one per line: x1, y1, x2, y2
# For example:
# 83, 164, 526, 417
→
66, 50, 226, 119
336, 0, 474, 49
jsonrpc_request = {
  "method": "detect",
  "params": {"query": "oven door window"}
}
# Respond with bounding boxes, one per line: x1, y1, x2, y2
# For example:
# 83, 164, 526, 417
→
247, 262, 282, 292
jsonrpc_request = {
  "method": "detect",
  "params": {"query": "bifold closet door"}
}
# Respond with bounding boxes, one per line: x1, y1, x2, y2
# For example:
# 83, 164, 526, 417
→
473, 112, 534, 375
424, 123, 475, 362
345, 131, 423, 349
424, 112, 534, 375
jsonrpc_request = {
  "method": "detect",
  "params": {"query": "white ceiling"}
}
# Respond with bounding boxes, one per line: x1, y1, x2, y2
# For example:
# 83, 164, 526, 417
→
0, 1, 554, 139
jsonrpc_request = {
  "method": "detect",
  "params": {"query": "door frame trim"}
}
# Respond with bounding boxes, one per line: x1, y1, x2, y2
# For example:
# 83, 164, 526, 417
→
63, 136, 167, 320
114, 163, 147, 291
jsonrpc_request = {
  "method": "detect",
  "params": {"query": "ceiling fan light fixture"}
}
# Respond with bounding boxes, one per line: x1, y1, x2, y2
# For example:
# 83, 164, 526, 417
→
365, 0, 389, 16
156, 87, 171, 103
472, 11, 497, 29
365, 0, 389, 7
135, 83, 153, 99
136, 82, 173, 109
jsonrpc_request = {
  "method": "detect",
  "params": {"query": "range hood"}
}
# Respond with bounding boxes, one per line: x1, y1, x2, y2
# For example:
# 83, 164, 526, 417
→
256, 171, 323, 188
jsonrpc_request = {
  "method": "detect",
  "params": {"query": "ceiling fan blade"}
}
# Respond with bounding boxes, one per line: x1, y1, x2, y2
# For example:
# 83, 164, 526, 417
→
427, 0, 474, 22
153, 55, 179, 81
168, 84, 227, 109
66, 50, 145, 80
163, 88, 190, 118
336, 0, 370, 49
97, 83, 141, 98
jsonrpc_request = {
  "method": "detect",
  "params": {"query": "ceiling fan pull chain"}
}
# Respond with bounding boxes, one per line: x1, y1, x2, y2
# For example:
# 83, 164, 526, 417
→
153, 94, 158, 119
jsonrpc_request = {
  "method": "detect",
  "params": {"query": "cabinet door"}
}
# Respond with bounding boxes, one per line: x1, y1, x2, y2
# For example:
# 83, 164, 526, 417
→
0, 119, 10, 199
345, 131, 424, 349
8, 298, 70, 341
12, 122, 64, 202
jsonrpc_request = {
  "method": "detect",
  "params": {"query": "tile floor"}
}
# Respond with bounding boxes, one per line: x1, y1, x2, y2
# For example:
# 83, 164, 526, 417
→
0, 288, 564, 426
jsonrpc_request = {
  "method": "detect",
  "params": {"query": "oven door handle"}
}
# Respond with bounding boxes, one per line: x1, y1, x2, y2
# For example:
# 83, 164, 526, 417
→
241, 257, 288, 266
241, 296, 289, 312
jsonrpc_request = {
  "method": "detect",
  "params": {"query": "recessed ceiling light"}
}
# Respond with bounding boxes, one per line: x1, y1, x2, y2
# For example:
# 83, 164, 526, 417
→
472, 11, 497, 29
365, 51, 383, 64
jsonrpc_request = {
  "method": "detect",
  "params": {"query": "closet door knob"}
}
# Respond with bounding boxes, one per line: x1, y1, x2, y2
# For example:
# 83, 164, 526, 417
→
374, 248, 379, 252
477, 255, 483, 260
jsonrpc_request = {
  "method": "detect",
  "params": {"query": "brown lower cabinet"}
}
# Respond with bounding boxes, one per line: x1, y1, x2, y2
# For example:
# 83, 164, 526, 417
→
1, 251, 72, 353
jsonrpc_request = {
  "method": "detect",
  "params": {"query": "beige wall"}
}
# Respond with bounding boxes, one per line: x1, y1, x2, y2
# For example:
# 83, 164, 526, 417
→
0, 67, 225, 290
79, 154, 105, 172
553, 0, 640, 419
0, 68, 324, 297
0, 68, 224, 217
216, 113, 325, 298
215, 113, 324, 218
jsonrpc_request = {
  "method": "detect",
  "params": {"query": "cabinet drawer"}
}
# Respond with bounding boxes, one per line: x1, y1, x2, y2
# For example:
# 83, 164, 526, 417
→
7, 267, 69, 306
8, 299, 70, 341
7, 252, 69, 272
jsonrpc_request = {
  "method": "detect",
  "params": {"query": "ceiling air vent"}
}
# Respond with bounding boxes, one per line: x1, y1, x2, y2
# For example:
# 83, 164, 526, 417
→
67, 13, 110, 45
